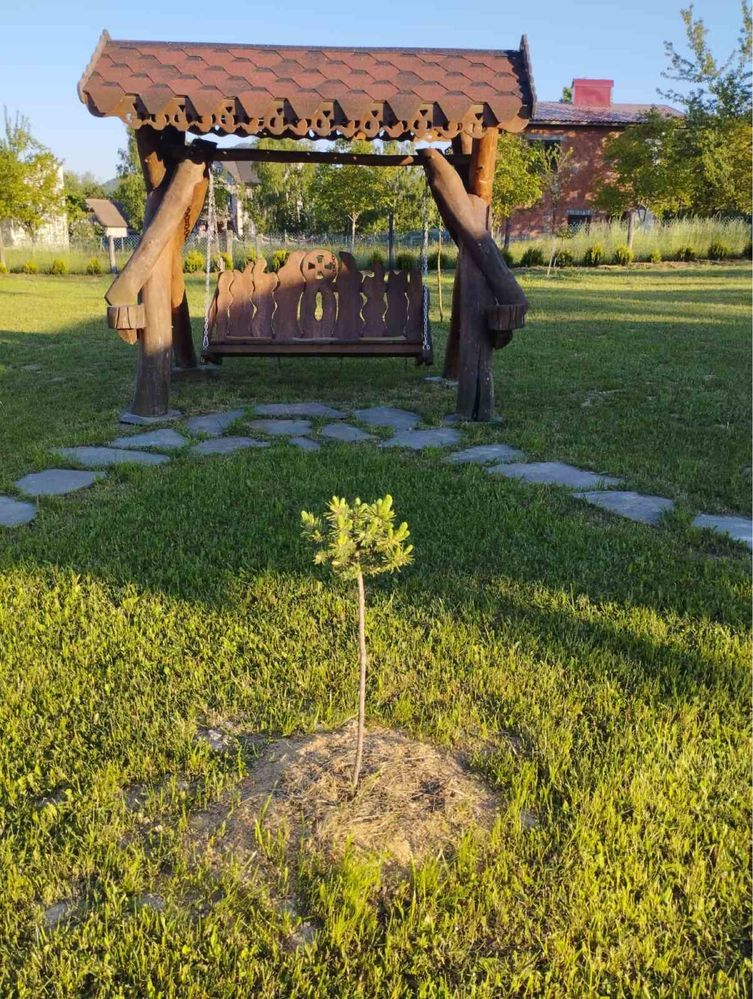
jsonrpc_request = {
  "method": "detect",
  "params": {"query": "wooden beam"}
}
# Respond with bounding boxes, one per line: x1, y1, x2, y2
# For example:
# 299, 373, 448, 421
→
171, 171, 208, 369
469, 132, 498, 205
170, 146, 470, 168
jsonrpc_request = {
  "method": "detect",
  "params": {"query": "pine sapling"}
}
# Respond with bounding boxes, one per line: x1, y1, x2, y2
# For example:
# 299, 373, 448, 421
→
301, 495, 413, 791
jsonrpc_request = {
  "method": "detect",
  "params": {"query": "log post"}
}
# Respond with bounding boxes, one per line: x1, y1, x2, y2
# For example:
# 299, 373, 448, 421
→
444, 133, 474, 377
469, 131, 498, 206
171, 172, 208, 370
456, 196, 496, 421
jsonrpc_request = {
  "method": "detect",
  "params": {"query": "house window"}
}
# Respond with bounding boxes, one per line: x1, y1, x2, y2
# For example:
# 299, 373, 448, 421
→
526, 135, 564, 169
567, 211, 592, 232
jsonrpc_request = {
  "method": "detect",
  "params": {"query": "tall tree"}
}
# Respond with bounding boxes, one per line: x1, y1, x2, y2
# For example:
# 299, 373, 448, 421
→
63, 170, 107, 241
243, 137, 317, 235
491, 133, 546, 247
310, 141, 389, 248
0, 111, 61, 266
113, 129, 146, 232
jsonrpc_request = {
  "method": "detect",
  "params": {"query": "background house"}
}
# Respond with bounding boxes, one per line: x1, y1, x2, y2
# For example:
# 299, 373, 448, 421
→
85, 198, 130, 271
511, 79, 680, 237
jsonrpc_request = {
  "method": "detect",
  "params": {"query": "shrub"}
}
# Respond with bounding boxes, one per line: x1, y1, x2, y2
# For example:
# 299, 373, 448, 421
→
520, 247, 544, 267
0, 262, 7, 275
369, 250, 385, 270
583, 244, 604, 267
211, 251, 233, 273
268, 249, 289, 273
554, 248, 574, 268
49, 258, 67, 276
742, 240, 752, 259
612, 245, 633, 266
395, 251, 418, 271
428, 248, 453, 270
676, 245, 696, 262
85, 257, 102, 275
501, 249, 515, 268
245, 247, 258, 265
301, 495, 413, 790
649, 250, 662, 263
707, 242, 729, 261
20, 260, 39, 275
183, 249, 205, 273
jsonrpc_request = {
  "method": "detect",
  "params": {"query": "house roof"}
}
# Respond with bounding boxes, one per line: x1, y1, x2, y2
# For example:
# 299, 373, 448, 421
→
78, 31, 535, 142
224, 160, 260, 186
85, 197, 129, 229
531, 101, 680, 127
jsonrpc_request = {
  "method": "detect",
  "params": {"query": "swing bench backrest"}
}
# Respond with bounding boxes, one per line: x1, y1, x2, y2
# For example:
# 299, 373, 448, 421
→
204, 249, 431, 364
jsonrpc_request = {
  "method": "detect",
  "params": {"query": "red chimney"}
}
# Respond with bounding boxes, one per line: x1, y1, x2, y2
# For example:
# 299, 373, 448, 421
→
572, 79, 613, 107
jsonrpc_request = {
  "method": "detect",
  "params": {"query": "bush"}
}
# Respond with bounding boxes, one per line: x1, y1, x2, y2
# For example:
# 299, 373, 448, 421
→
583, 244, 604, 267
742, 241, 752, 259
20, 260, 39, 275
676, 245, 696, 262
0, 262, 7, 275
183, 249, 205, 273
501, 249, 515, 268
554, 248, 574, 268
649, 250, 662, 263
612, 245, 633, 266
707, 242, 729, 261
211, 251, 233, 273
369, 250, 385, 270
395, 251, 418, 271
49, 258, 68, 275
85, 257, 102, 275
268, 249, 289, 273
245, 248, 258, 265
428, 248, 452, 270
520, 247, 544, 267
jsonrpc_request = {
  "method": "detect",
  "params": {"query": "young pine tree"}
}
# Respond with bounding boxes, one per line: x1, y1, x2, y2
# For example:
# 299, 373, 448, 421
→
301, 496, 413, 791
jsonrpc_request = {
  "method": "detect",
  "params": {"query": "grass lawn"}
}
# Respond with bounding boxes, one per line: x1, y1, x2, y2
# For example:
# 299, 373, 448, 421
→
0, 263, 750, 996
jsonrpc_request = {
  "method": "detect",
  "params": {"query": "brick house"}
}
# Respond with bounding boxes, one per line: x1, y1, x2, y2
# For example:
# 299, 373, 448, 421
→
508, 78, 679, 238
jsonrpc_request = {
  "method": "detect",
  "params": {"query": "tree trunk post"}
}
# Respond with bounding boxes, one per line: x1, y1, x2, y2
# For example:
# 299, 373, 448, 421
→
444, 133, 474, 379
171, 172, 208, 370
352, 571, 368, 792
456, 196, 496, 421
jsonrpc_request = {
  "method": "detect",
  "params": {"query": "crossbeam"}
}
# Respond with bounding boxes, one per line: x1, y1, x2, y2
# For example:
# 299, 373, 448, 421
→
169, 146, 470, 168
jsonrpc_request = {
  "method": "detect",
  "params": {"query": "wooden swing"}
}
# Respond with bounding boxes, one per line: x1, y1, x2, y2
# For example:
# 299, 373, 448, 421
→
78, 32, 535, 421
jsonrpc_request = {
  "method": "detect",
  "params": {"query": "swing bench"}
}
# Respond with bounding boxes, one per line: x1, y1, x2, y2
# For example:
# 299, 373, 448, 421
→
203, 249, 432, 366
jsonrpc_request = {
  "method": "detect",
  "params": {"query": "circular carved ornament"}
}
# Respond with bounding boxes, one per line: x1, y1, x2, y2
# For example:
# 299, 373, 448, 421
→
302, 249, 338, 282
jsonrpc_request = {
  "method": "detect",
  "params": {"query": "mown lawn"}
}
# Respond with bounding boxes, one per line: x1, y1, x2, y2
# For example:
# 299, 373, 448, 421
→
0, 264, 750, 997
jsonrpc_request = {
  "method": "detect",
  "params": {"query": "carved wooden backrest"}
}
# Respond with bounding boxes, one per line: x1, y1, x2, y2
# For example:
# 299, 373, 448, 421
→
209, 250, 423, 344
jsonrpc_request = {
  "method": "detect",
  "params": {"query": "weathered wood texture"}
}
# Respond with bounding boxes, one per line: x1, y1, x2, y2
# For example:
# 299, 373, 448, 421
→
179, 147, 471, 168
469, 132, 498, 205
171, 171, 208, 368
205, 251, 430, 362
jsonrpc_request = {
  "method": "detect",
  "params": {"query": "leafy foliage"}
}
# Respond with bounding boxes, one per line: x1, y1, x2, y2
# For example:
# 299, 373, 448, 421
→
301, 495, 412, 582
491, 133, 546, 233
520, 247, 545, 267
183, 249, 205, 273
583, 244, 604, 267
613, 245, 634, 265
112, 130, 147, 232
708, 241, 730, 260
0, 111, 61, 258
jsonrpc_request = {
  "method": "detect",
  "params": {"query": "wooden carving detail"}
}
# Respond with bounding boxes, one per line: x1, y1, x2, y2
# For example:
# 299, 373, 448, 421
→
206, 250, 425, 349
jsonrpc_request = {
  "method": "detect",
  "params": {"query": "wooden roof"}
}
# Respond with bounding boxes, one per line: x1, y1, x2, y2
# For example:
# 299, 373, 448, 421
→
85, 197, 129, 229
78, 31, 535, 141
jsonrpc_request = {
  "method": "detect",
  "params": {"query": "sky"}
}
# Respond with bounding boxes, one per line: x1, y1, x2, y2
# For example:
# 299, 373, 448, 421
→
0, 0, 744, 180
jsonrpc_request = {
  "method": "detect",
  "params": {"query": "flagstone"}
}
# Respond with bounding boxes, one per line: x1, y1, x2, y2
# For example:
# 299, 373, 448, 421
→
185, 410, 245, 436
381, 428, 462, 450
15, 469, 105, 496
487, 461, 622, 489
110, 429, 188, 450
55, 447, 169, 468
574, 490, 674, 525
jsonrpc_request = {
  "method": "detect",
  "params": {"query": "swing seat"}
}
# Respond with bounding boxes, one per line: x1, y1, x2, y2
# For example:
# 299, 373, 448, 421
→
203, 249, 432, 365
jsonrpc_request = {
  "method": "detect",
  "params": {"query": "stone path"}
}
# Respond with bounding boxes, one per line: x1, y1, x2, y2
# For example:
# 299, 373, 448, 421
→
1, 401, 749, 550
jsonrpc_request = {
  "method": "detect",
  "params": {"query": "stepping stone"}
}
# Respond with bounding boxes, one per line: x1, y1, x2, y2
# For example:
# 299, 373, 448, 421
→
574, 490, 674, 525
381, 428, 462, 450
248, 419, 313, 437
55, 447, 169, 468
255, 402, 345, 419
119, 409, 182, 425
110, 429, 188, 450
320, 423, 373, 443
190, 437, 270, 456
692, 513, 752, 548
185, 409, 245, 437
0, 496, 36, 527
424, 376, 458, 388
353, 406, 421, 430
14, 469, 105, 497
487, 461, 622, 489
290, 436, 321, 451
446, 444, 525, 465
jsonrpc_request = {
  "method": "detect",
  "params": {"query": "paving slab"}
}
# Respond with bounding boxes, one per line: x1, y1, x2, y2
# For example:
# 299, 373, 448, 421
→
190, 437, 270, 456
487, 461, 622, 489
185, 409, 245, 436
119, 409, 182, 425
353, 406, 421, 430
446, 444, 525, 465
692, 513, 752, 548
110, 429, 188, 450
15, 469, 105, 497
255, 402, 345, 419
574, 490, 674, 525
0, 496, 36, 527
320, 423, 373, 443
248, 419, 313, 437
424, 376, 458, 388
381, 428, 462, 450
290, 436, 321, 451
55, 447, 169, 468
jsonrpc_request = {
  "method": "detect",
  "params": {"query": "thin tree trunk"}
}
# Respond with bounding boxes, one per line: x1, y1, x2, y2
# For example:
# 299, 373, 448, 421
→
388, 211, 394, 269
350, 215, 357, 254
352, 571, 367, 791
626, 210, 635, 250
436, 227, 444, 322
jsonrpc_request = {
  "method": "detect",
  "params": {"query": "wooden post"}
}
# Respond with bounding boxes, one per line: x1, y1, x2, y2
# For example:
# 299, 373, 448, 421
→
456, 196, 496, 421
469, 131, 498, 206
171, 172, 208, 370
107, 234, 117, 274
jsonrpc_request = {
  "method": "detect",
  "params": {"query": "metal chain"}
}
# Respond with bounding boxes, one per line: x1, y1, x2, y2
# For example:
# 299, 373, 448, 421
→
201, 170, 217, 354
421, 191, 432, 356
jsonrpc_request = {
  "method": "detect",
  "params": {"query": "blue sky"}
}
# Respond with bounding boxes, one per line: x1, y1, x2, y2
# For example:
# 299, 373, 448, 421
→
0, 0, 743, 179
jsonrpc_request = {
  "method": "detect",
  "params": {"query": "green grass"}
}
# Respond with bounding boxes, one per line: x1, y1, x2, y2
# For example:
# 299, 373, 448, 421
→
0, 265, 750, 996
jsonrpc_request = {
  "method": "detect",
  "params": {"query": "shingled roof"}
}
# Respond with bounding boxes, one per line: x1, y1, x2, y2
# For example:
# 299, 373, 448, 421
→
78, 31, 535, 142
531, 101, 680, 127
